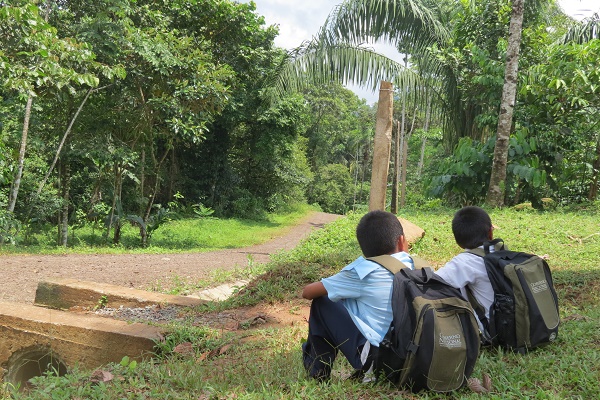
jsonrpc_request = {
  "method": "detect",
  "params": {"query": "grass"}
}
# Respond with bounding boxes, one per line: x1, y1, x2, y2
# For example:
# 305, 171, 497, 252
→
0, 204, 315, 255
4, 207, 600, 399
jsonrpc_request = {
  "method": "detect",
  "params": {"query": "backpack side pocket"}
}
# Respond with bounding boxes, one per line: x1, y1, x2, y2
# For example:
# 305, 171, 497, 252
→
507, 257, 560, 348
490, 293, 517, 348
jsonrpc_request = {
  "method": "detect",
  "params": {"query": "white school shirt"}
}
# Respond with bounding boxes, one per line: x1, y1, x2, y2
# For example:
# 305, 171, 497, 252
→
435, 249, 494, 330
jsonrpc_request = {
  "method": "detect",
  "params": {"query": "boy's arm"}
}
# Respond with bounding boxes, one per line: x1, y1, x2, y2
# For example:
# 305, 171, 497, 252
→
302, 282, 327, 300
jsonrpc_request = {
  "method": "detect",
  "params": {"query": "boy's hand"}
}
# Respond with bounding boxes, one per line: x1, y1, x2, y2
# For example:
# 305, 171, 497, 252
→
302, 282, 327, 300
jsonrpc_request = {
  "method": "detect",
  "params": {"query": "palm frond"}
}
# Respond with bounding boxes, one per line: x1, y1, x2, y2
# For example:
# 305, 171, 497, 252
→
323, 0, 450, 52
277, 42, 423, 95
560, 13, 600, 44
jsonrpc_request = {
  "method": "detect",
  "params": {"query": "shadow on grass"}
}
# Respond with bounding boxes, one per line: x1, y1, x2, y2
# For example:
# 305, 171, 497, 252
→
553, 269, 600, 308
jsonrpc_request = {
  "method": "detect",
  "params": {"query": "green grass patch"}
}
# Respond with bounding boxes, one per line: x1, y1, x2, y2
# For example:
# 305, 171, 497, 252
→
0, 204, 315, 255
9, 207, 600, 399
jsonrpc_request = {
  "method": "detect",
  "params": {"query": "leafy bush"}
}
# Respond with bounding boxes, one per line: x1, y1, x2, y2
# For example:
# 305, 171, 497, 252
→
428, 133, 549, 207
307, 164, 354, 214
0, 210, 21, 245
428, 137, 493, 206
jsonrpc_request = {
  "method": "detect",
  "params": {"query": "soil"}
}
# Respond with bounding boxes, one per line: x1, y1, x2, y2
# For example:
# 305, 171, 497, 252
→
0, 211, 342, 311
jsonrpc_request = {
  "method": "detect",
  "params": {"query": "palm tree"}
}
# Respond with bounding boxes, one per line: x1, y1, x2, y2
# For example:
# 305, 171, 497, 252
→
277, 0, 450, 102
276, 0, 452, 210
560, 12, 600, 44
277, 0, 584, 207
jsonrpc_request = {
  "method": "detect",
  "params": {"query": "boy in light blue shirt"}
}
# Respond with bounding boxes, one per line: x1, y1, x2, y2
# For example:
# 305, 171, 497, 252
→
301, 210, 414, 381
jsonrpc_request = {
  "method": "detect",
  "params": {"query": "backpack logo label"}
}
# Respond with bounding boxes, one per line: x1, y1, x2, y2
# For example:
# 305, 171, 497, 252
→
439, 333, 462, 348
530, 280, 549, 293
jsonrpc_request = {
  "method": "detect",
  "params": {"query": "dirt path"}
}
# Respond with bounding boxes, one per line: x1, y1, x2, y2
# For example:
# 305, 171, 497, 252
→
0, 212, 341, 304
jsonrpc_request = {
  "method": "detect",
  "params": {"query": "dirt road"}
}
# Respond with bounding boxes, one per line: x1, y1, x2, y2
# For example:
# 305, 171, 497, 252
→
0, 212, 341, 304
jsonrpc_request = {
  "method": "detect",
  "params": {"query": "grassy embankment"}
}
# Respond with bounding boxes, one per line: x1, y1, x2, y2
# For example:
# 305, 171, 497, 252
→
5, 207, 600, 399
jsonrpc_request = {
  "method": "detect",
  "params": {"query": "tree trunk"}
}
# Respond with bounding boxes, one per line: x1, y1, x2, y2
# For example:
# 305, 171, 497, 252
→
588, 136, 600, 200
401, 107, 418, 207
359, 140, 370, 205
107, 162, 122, 241
8, 95, 33, 213
369, 81, 394, 211
143, 146, 170, 222
486, 0, 525, 207
37, 88, 94, 196
169, 147, 176, 201
417, 95, 432, 177
59, 160, 70, 247
391, 120, 400, 214
140, 145, 145, 202
393, 89, 407, 214
140, 224, 148, 248
352, 146, 360, 210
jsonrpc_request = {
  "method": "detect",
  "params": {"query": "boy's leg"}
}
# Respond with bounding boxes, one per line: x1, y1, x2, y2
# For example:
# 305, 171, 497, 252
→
303, 296, 366, 380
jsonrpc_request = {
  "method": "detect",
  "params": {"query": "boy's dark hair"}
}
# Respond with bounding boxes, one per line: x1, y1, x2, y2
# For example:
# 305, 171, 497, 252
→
452, 206, 492, 249
356, 210, 404, 257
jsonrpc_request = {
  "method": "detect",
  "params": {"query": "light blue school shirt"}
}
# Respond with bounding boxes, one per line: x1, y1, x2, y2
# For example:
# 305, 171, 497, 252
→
321, 252, 414, 346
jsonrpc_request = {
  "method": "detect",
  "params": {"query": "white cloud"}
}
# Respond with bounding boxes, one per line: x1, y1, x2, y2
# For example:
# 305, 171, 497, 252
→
242, 0, 339, 49
558, 0, 600, 20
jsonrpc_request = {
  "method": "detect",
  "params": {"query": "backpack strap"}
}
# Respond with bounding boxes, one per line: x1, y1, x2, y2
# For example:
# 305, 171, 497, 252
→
465, 238, 506, 257
465, 286, 492, 343
367, 254, 429, 274
465, 247, 485, 257
367, 255, 407, 274
410, 256, 430, 270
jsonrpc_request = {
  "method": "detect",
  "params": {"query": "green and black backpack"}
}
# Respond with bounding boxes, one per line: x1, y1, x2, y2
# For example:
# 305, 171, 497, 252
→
466, 239, 560, 353
367, 255, 480, 393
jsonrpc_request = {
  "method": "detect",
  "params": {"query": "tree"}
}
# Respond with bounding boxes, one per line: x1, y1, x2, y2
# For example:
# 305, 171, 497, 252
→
278, 0, 448, 104
308, 163, 354, 214
518, 24, 600, 204
50, 0, 235, 242
300, 82, 373, 171
167, 0, 304, 217
0, 3, 103, 214
278, 0, 561, 207
486, 0, 526, 207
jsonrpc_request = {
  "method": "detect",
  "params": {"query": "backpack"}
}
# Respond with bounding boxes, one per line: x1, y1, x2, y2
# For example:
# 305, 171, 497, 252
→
367, 255, 480, 392
466, 239, 560, 353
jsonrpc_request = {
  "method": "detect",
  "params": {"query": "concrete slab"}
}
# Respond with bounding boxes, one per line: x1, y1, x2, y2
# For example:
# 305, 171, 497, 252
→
34, 278, 206, 310
0, 301, 162, 386
189, 280, 250, 301
398, 217, 426, 245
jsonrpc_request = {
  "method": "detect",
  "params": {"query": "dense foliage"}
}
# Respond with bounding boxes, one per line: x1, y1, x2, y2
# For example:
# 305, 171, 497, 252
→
2, 0, 600, 249
282, 0, 600, 209
0, 0, 376, 247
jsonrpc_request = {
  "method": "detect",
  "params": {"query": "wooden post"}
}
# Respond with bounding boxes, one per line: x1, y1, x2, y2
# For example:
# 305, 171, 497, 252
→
369, 81, 394, 211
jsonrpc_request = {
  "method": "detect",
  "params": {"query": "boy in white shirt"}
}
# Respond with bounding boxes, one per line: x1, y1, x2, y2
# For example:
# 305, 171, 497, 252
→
435, 206, 495, 329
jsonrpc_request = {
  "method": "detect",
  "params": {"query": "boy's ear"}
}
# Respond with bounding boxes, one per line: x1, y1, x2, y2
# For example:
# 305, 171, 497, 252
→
488, 226, 494, 240
397, 235, 408, 252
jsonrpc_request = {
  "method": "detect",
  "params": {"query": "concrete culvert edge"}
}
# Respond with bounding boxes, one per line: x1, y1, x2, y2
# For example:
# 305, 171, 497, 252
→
4, 345, 68, 391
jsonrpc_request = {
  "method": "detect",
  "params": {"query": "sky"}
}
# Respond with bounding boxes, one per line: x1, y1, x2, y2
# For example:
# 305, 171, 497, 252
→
239, 0, 600, 104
